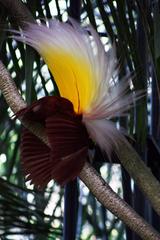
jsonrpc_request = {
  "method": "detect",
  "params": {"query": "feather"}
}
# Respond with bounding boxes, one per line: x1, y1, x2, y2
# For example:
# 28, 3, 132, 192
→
17, 96, 89, 188
21, 128, 52, 189
83, 119, 129, 159
12, 19, 116, 115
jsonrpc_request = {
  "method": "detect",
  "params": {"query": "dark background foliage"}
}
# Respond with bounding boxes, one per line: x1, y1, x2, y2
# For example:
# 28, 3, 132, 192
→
0, 0, 160, 239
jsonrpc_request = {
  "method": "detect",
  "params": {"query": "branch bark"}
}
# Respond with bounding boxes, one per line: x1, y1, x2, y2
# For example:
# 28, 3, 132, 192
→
0, 61, 160, 240
119, 142, 160, 216
0, 0, 35, 28
80, 162, 160, 240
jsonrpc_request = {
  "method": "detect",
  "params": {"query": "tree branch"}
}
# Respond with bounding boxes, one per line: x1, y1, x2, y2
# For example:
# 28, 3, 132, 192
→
118, 143, 160, 215
80, 162, 160, 240
0, 60, 160, 240
0, 0, 35, 28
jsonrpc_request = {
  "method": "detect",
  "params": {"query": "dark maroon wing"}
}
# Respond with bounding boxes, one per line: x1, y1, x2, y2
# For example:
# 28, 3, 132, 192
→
21, 128, 52, 189
16, 96, 59, 123
16, 96, 74, 122
16, 96, 89, 188
46, 113, 88, 185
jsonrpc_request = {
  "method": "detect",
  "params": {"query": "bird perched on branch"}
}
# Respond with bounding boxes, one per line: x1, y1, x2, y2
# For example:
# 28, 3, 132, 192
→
13, 19, 138, 189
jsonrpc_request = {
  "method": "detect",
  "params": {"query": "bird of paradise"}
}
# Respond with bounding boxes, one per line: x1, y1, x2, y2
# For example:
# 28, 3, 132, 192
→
14, 19, 135, 189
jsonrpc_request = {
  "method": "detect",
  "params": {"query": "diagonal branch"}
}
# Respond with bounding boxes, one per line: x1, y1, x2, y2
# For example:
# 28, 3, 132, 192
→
0, 60, 160, 240
118, 142, 160, 216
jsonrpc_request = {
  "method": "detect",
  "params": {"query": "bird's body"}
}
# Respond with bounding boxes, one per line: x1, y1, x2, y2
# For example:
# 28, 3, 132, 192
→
14, 19, 137, 188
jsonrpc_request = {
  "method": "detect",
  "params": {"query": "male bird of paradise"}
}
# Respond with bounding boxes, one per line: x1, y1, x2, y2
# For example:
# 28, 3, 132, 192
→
14, 19, 135, 189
